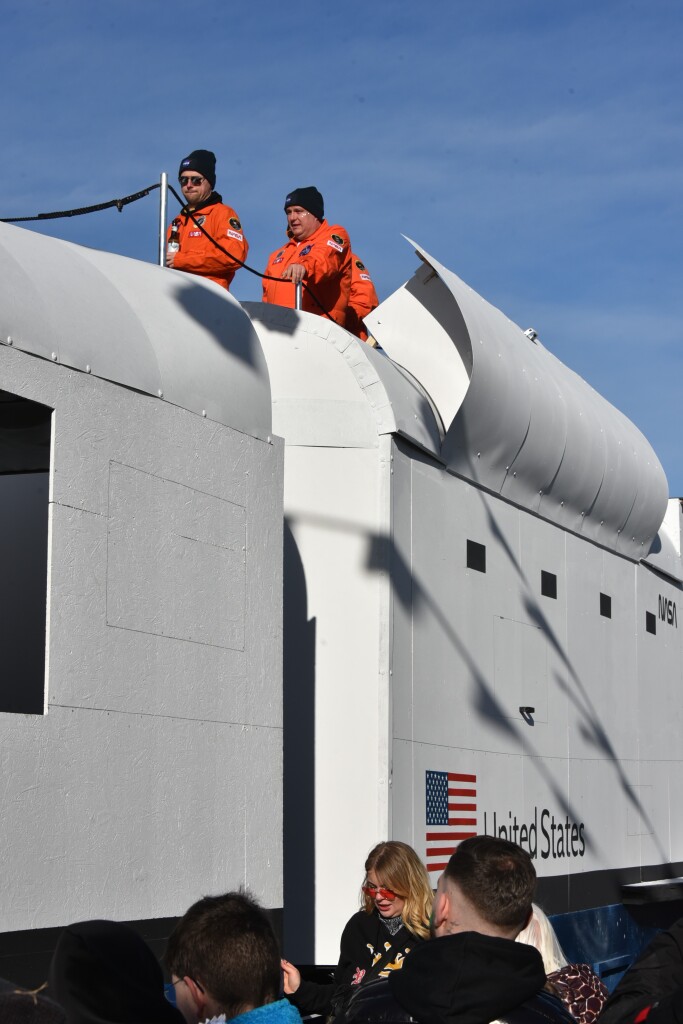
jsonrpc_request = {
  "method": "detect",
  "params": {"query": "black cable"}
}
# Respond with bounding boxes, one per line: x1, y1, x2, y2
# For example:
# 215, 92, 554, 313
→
1, 179, 337, 322
0, 184, 160, 223
167, 184, 335, 322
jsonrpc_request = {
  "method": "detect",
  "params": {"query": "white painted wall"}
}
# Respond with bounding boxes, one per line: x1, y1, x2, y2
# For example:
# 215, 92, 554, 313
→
389, 443, 683, 887
0, 344, 283, 932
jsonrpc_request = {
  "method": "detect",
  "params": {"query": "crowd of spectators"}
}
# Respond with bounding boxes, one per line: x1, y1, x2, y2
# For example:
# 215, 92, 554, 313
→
12, 834, 667, 1024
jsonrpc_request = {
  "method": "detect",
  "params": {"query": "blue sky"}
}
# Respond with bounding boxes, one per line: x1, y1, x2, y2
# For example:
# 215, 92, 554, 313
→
3, 0, 682, 494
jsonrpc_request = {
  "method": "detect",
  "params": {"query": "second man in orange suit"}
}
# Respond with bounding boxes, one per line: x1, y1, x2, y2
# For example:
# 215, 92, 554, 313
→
262, 187, 351, 326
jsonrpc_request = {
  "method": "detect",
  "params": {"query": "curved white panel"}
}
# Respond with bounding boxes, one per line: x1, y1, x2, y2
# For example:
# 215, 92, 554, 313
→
0, 223, 272, 440
369, 240, 669, 560
243, 302, 441, 456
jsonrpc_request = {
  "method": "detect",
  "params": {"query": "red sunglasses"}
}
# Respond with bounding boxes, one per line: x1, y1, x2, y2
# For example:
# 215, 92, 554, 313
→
362, 882, 399, 902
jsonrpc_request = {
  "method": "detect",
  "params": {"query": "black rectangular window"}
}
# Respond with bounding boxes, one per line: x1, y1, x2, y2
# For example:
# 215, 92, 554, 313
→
600, 593, 612, 619
0, 390, 52, 714
466, 540, 486, 573
541, 571, 557, 599
646, 611, 656, 635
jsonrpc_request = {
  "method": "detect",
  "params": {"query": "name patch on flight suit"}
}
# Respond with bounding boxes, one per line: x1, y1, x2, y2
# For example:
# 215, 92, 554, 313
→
189, 230, 202, 237
360, 273, 371, 281
227, 229, 243, 240
327, 239, 343, 252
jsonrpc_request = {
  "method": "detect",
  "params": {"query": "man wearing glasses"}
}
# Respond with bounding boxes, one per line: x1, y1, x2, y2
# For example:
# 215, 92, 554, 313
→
262, 186, 352, 326
165, 891, 301, 1024
166, 149, 248, 292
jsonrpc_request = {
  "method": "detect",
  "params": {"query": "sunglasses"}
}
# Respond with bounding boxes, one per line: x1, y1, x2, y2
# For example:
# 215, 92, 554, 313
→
362, 883, 399, 902
180, 175, 205, 187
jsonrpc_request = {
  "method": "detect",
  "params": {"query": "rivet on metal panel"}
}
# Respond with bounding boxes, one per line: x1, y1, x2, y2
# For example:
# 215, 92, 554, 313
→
86, 364, 91, 373
600, 521, 604, 525
560, 501, 564, 506
158, 389, 163, 398
581, 512, 585, 517
513, 472, 517, 477
6, 336, 12, 345
51, 352, 58, 361
539, 490, 543, 495
202, 410, 207, 417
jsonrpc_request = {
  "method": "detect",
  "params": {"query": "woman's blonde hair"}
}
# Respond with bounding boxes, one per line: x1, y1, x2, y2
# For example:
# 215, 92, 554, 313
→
516, 903, 568, 974
361, 841, 433, 940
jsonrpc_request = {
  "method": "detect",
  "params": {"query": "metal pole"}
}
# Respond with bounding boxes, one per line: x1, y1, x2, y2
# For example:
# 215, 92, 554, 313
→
158, 171, 168, 266
294, 281, 303, 309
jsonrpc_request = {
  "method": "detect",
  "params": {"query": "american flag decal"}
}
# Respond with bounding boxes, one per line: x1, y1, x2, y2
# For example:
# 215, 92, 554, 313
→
425, 770, 478, 873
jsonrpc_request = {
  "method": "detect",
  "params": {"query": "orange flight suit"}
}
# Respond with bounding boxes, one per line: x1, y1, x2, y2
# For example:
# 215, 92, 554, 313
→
346, 255, 379, 341
167, 194, 248, 291
262, 219, 352, 326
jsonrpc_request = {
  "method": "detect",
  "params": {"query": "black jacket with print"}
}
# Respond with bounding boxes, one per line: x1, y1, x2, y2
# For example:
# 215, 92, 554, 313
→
290, 910, 425, 1017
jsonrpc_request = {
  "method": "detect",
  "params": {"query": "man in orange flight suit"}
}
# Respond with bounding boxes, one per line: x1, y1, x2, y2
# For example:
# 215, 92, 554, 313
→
166, 149, 248, 291
346, 255, 379, 341
262, 186, 351, 326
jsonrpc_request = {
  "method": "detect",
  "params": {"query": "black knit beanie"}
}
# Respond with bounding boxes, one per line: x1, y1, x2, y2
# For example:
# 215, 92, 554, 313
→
178, 149, 216, 188
284, 186, 324, 221
48, 920, 184, 1024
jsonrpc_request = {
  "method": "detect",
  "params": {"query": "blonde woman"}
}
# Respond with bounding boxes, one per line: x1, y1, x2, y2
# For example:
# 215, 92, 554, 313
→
282, 841, 433, 1018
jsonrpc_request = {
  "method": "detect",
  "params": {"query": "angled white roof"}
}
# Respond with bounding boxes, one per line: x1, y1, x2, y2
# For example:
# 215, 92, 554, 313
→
243, 302, 442, 456
0, 223, 272, 439
366, 240, 669, 561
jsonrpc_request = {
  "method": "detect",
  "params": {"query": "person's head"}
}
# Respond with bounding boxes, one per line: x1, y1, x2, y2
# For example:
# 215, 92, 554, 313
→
48, 920, 183, 1024
433, 835, 536, 940
178, 150, 216, 207
0, 979, 65, 1024
284, 186, 324, 242
361, 841, 433, 940
164, 891, 280, 1024
516, 903, 567, 974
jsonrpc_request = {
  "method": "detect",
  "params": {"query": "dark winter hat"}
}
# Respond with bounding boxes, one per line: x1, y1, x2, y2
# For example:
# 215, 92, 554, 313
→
48, 920, 184, 1024
284, 186, 324, 221
178, 149, 216, 188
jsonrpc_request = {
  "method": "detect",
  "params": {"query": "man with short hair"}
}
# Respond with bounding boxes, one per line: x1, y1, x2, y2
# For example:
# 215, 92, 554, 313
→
340, 836, 571, 1024
431, 832, 537, 938
167, 149, 248, 292
262, 187, 352, 326
165, 891, 301, 1024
